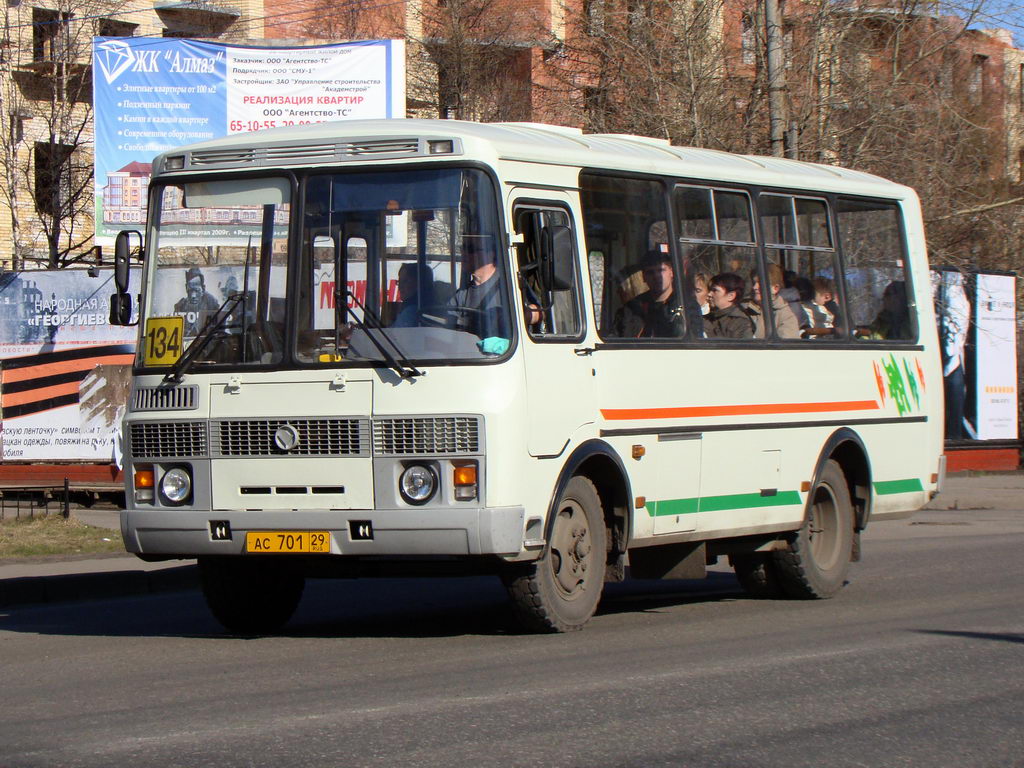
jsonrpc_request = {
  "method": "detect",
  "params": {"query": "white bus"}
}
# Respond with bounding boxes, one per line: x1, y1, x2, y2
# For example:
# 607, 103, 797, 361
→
112, 119, 944, 634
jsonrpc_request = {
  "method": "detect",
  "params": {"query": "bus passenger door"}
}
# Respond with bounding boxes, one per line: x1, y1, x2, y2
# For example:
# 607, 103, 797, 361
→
513, 197, 595, 457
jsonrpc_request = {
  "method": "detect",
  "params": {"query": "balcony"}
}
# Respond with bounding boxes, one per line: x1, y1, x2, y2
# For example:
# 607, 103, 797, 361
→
154, 0, 241, 29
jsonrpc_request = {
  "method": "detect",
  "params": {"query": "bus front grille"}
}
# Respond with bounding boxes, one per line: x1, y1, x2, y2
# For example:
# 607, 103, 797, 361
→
372, 416, 481, 456
211, 418, 369, 457
129, 421, 208, 459
132, 385, 198, 412
127, 415, 481, 460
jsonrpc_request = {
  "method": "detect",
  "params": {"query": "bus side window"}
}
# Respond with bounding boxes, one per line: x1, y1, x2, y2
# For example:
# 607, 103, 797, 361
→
835, 198, 916, 341
514, 206, 583, 339
580, 173, 681, 340
759, 194, 839, 340
675, 185, 760, 341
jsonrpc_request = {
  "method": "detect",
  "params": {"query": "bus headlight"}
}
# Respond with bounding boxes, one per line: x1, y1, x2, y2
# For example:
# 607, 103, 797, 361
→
399, 464, 436, 505
160, 467, 192, 505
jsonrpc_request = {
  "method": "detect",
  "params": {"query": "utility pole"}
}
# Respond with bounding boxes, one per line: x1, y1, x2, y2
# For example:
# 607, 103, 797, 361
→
764, 0, 787, 158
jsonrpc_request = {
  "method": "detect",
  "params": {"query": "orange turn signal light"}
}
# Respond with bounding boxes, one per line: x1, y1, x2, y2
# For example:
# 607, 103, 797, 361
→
135, 468, 155, 488
453, 465, 477, 486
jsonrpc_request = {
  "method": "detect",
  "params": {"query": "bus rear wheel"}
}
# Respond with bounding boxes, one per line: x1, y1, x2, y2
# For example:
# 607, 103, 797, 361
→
199, 556, 305, 634
504, 476, 606, 632
773, 459, 854, 599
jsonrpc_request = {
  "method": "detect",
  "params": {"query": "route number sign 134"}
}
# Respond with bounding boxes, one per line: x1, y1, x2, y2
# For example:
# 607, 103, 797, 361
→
143, 316, 184, 366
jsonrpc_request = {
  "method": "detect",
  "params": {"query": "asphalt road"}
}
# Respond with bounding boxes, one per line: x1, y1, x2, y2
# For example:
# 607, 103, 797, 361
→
1, 506, 1022, 768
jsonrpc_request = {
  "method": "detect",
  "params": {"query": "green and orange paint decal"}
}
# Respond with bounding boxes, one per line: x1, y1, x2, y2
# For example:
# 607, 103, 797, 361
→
602, 400, 880, 421
873, 355, 927, 416
645, 479, 924, 517
646, 491, 803, 517
604, 355, 928, 422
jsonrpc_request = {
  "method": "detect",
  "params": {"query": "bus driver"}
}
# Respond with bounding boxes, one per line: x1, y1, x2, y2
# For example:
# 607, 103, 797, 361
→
447, 235, 512, 354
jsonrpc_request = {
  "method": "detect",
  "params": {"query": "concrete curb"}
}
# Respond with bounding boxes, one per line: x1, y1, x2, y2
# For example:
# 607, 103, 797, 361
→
0, 564, 199, 608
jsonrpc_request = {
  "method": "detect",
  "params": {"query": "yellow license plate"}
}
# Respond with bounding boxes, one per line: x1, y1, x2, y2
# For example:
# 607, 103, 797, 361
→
143, 316, 184, 366
246, 531, 331, 554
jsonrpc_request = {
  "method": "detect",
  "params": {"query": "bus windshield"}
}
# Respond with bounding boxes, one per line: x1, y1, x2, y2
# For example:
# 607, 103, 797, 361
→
296, 167, 509, 365
142, 167, 510, 372
145, 177, 291, 370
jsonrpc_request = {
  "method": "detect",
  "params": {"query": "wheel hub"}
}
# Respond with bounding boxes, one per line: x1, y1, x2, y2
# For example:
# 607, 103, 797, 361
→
551, 507, 591, 597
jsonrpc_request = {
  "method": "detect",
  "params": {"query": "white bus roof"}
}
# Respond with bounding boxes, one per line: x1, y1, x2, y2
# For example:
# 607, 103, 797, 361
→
155, 118, 913, 200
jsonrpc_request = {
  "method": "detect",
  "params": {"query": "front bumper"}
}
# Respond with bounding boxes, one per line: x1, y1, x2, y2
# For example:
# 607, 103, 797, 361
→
122, 506, 527, 558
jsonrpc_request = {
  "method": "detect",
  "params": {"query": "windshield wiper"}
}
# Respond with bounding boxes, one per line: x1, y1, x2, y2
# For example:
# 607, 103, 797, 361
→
163, 292, 246, 383
345, 291, 423, 380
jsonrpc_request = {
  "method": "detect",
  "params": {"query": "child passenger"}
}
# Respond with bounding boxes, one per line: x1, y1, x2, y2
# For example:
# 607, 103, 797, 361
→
807, 276, 843, 329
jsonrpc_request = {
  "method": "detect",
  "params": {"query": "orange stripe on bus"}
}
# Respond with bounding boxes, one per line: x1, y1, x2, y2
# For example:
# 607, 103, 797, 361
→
601, 400, 881, 421
0, 354, 135, 383
1, 381, 81, 407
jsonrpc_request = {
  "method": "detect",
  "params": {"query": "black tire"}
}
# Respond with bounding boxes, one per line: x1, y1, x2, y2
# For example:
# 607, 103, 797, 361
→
731, 552, 785, 598
504, 476, 607, 632
773, 459, 854, 599
199, 556, 305, 634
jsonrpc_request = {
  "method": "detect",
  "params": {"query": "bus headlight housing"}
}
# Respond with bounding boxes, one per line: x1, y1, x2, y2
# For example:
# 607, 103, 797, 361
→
399, 464, 436, 505
159, 466, 193, 505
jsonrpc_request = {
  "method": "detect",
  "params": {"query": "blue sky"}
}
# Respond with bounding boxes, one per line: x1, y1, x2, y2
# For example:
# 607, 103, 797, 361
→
967, 0, 1024, 45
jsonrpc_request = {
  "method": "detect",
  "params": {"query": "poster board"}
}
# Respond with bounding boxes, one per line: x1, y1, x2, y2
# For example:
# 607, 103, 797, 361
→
92, 37, 406, 243
0, 269, 140, 462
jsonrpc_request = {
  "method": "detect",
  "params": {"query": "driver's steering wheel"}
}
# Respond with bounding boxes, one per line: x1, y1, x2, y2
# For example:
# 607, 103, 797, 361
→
417, 304, 485, 328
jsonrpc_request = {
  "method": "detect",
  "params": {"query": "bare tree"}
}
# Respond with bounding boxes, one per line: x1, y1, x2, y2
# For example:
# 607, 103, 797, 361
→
784, 0, 1019, 268
406, 0, 548, 122
547, 0, 767, 151
0, 0, 106, 268
552, 0, 1020, 271
296, 0, 402, 42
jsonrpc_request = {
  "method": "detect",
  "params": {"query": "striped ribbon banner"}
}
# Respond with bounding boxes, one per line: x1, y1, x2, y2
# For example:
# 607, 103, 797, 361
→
0, 344, 134, 419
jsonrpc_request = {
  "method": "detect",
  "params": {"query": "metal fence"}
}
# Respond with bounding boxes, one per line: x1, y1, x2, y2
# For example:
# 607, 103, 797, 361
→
0, 479, 71, 520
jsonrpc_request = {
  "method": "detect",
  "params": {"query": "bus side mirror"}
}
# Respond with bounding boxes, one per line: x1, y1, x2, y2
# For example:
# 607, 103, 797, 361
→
541, 225, 575, 291
114, 230, 133, 294
109, 292, 133, 326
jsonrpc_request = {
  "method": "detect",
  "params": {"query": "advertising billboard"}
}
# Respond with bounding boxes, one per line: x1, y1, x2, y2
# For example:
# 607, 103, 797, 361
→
932, 268, 1018, 443
0, 270, 140, 462
92, 37, 405, 242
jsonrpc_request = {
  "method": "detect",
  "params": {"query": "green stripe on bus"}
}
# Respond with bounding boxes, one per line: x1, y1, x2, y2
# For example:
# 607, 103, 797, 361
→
645, 498, 700, 517
646, 490, 802, 517
873, 478, 924, 495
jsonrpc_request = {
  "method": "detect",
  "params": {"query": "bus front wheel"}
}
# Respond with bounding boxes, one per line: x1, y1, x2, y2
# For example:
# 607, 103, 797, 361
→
199, 556, 305, 634
504, 476, 607, 632
731, 552, 785, 598
774, 459, 854, 599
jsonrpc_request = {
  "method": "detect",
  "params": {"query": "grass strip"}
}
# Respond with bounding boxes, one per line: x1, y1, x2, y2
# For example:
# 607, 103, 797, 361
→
0, 515, 124, 558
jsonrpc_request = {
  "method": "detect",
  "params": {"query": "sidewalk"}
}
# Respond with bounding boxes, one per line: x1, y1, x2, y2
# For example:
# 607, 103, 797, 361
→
0, 472, 1020, 609
924, 471, 1024, 511
0, 506, 198, 607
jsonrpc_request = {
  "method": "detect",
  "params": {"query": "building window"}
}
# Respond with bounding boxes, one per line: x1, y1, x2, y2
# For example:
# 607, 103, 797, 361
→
34, 142, 75, 218
741, 14, 757, 67
585, 0, 606, 36
969, 54, 987, 101
33, 8, 72, 62
98, 18, 137, 37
